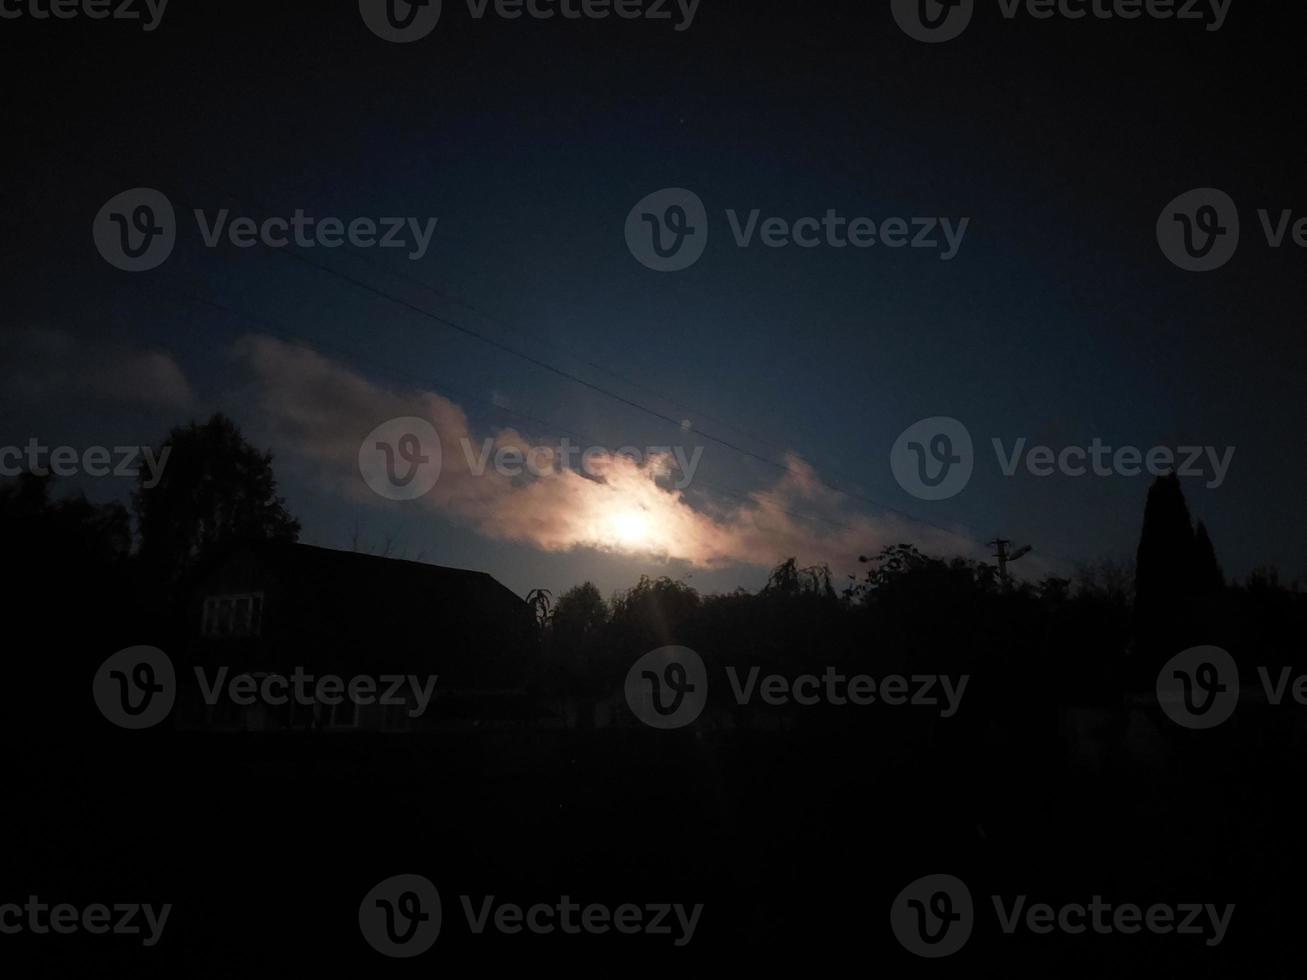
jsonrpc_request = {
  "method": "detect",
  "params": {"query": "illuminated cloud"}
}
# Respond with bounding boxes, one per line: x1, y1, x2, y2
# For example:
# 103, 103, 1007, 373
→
232, 334, 990, 575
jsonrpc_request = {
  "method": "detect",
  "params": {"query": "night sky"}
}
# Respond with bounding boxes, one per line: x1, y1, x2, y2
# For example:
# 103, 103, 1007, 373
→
4, 0, 1305, 599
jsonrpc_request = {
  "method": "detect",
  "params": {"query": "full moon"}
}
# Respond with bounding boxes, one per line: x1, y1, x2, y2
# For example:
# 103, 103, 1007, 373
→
610, 509, 652, 548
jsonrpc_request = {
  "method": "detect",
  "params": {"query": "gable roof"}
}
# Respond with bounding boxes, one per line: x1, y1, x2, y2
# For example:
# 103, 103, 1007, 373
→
193, 542, 534, 682
258, 542, 526, 608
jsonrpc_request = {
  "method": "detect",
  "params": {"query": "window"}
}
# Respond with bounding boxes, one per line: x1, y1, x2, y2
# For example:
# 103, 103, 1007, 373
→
332, 698, 358, 728
201, 593, 265, 637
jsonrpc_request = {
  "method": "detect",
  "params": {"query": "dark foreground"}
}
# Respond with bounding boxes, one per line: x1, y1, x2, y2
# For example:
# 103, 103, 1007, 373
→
6, 720, 1297, 976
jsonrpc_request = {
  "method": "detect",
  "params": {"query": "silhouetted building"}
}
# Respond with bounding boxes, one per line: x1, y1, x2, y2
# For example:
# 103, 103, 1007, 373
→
180, 543, 538, 731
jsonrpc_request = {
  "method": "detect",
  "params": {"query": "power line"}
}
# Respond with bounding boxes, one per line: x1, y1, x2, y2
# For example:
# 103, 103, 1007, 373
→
258, 228, 1069, 559
49, 140, 958, 532
49, 138, 1077, 564
143, 280, 872, 540
173, 169, 796, 466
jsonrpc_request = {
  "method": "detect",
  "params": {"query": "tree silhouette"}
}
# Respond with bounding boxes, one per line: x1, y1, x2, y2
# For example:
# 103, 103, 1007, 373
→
525, 588, 553, 635
540, 582, 611, 727
1133, 473, 1225, 666
134, 413, 300, 585
763, 558, 835, 598
0, 473, 136, 734
608, 576, 700, 656
1194, 520, 1225, 594
1136, 473, 1198, 603
550, 583, 608, 649
0, 471, 131, 566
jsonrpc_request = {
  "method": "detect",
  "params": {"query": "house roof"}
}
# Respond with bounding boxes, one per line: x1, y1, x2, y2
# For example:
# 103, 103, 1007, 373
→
256, 542, 526, 608
193, 542, 534, 682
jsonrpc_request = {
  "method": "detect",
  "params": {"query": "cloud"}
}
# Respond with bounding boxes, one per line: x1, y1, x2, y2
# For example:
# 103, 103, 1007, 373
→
232, 333, 988, 574
2, 326, 194, 410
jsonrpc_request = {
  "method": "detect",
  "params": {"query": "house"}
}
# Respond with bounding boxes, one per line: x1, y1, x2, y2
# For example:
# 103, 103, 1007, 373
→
180, 542, 540, 732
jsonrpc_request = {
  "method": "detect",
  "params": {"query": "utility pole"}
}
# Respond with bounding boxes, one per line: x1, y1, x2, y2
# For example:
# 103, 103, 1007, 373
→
988, 538, 1032, 592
